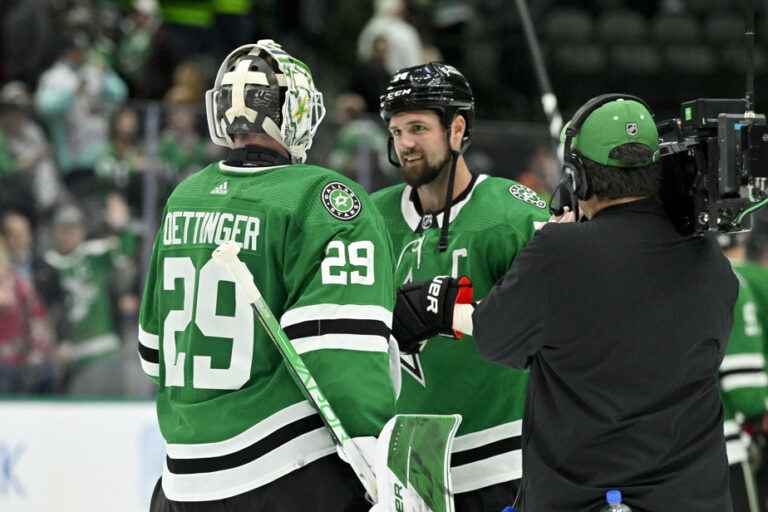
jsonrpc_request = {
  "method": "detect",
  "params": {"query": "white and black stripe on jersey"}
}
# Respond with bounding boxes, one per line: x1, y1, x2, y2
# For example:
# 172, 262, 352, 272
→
162, 401, 335, 501
280, 304, 392, 355
720, 353, 768, 393
724, 419, 751, 465
135, 304, 393, 501
451, 420, 522, 493
138, 327, 159, 378
137, 304, 393, 379
720, 352, 767, 466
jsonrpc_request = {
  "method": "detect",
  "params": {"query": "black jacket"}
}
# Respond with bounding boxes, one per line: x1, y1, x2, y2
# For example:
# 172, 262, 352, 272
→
473, 199, 738, 512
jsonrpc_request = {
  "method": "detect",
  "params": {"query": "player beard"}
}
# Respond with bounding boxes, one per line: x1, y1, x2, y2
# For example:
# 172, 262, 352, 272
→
400, 150, 452, 188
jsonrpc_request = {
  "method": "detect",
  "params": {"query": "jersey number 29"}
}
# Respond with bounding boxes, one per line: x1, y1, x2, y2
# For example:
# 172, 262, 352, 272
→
321, 240, 374, 285
163, 256, 253, 390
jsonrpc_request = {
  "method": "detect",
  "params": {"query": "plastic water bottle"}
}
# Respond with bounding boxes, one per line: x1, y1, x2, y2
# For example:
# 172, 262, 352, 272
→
599, 489, 632, 511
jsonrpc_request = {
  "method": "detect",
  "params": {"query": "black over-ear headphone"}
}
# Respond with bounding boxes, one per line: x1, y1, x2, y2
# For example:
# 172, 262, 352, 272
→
561, 93, 652, 202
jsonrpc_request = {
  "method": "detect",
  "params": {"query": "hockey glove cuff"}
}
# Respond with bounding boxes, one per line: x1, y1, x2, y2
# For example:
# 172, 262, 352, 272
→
391, 276, 473, 353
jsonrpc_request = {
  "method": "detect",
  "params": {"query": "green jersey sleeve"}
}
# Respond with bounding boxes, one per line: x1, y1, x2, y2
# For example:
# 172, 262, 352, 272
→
721, 270, 768, 421
137, 231, 162, 384
279, 179, 396, 437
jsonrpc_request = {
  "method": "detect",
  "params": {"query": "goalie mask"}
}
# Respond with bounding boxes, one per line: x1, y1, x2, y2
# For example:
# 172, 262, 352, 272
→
205, 39, 326, 163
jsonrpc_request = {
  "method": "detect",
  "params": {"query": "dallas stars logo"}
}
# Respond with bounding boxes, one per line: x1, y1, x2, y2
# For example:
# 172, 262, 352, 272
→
509, 184, 547, 209
321, 182, 362, 220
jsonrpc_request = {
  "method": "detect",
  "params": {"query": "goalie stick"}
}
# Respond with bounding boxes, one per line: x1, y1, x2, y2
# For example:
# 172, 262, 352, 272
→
212, 241, 378, 501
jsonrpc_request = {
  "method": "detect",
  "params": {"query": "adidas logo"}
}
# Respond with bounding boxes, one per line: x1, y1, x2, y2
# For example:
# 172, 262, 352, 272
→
210, 181, 229, 195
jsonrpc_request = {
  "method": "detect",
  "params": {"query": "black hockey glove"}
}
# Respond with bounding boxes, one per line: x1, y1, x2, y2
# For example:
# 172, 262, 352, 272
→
392, 276, 473, 354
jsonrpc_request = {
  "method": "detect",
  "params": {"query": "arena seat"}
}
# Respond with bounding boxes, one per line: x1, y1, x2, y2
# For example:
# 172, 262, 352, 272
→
543, 8, 594, 43
652, 14, 701, 43
704, 13, 745, 44
597, 9, 648, 43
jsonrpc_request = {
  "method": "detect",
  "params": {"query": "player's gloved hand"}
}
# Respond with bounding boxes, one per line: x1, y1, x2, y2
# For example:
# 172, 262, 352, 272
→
392, 276, 473, 354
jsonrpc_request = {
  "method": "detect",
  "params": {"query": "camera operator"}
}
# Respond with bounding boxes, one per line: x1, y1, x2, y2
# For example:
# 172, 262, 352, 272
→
396, 95, 739, 510
470, 95, 738, 510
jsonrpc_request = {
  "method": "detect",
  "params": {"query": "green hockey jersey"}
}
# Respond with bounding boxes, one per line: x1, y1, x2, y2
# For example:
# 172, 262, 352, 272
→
138, 161, 396, 501
721, 266, 768, 465
733, 261, 768, 366
45, 238, 127, 366
372, 174, 549, 493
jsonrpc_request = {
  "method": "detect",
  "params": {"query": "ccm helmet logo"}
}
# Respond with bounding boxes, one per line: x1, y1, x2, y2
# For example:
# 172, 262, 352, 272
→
385, 88, 412, 101
427, 276, 445, 314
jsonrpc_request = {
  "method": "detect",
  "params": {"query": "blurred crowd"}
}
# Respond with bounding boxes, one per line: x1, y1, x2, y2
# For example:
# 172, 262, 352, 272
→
0, 0, 766, 398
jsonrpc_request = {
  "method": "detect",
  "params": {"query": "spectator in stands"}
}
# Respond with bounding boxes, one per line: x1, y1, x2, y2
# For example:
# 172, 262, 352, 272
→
116, 0, 161, 97
350, 34, 392, 113
42, 204, 136, 395
0, 235, 56, 394
166, 60, 208, 106
95, 106, 147, 211
143, 2, 215, 99
159, 86, 218, 182
357, 0, 424, 75
0, 81, 64, 216
1, 209, 62, 317
328, 93, 394, 191
2, 211, 35, 283
34, 32, 127, 191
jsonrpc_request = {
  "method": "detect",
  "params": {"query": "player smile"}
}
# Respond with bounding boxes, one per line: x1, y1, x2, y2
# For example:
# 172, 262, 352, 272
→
402, 153, 423, 165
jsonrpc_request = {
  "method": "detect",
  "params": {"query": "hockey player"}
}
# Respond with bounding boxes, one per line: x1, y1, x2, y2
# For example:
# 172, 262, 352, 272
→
371, 62, 549, 510
721, 272, 767, 512
720, 235, 768, 512
137, 40, 396, 511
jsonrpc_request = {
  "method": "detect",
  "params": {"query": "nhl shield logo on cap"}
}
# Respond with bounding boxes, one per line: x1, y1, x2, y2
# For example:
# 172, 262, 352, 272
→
321, 182, 362, 220
626, 122, 639, 136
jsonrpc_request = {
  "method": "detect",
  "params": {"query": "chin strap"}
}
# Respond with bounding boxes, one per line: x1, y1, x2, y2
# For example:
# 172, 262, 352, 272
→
224, 145, 292, 167
438, 149, 460, 252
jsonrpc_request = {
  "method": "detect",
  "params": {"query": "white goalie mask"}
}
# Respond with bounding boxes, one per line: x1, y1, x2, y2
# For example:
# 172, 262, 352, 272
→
205, 39, 326, 163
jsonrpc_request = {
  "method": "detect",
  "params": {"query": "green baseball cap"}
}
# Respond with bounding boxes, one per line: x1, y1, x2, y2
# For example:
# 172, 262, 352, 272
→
564, 99, 660, 168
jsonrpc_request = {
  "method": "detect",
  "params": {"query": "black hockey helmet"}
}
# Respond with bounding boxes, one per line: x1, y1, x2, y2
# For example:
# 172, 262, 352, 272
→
379, 62, 475, 152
